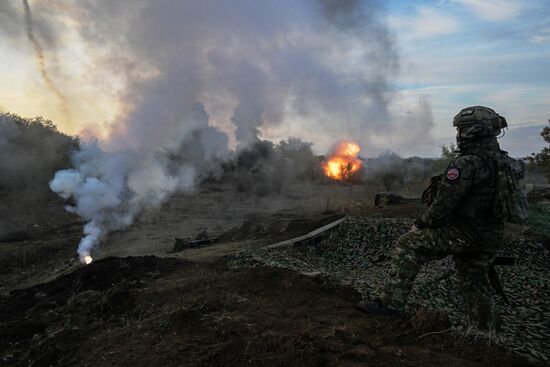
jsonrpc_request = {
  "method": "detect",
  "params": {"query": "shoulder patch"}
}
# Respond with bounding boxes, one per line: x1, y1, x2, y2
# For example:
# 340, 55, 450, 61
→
446, 168, 460, 180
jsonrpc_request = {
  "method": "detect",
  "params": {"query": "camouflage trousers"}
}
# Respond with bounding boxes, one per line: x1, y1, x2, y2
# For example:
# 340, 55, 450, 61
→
379, 224, 503, 331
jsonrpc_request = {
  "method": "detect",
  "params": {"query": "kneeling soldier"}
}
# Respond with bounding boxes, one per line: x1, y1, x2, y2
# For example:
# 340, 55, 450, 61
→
358, 106, 528, 332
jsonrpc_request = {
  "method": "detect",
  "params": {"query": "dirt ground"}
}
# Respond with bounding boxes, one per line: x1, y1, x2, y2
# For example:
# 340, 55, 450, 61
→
0, 182, 389, 291
0, 182, 541, 366
0, 256, 535, 367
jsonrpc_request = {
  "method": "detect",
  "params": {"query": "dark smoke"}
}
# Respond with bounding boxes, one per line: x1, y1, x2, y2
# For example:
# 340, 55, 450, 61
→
1, 1, 435, 153
222, 138, 321, 196
57, 0, 429, 152
22, 0, 70, 119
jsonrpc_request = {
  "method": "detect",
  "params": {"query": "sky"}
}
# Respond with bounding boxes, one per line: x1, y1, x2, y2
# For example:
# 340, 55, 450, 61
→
0, 0, 548, 157
386, 0, 550, 155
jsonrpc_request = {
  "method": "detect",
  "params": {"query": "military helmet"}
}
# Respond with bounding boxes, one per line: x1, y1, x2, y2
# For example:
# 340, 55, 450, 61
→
453, 106, 507, 139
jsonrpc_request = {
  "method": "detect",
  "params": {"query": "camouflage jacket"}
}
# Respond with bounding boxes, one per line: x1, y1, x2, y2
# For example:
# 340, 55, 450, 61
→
416, 142, 504, 228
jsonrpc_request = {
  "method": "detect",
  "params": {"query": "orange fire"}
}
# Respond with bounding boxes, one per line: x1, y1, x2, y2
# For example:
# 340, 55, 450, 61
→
322, 141, 362, 181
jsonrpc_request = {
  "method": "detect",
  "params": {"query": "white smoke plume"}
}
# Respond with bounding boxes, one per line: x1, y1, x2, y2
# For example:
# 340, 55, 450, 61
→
24, 0, 436, 260
49, 142, 197, 261
49, 102, 226, 262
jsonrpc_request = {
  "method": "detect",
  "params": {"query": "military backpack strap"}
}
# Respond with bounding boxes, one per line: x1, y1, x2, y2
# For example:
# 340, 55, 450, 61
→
422, 174, 442, 206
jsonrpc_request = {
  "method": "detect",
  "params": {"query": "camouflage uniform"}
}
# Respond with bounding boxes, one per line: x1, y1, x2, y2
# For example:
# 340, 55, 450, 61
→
379, 137, 505, 331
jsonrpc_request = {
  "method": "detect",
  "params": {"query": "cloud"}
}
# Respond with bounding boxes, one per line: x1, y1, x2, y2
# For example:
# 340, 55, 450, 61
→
389, 6, 461, 39
453, 0, 523, 21
500, 124, 547, 157
532, 28, 550, 44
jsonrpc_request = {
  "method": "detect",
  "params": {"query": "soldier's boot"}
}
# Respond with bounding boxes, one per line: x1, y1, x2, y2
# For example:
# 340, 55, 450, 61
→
357, 298, 407, 319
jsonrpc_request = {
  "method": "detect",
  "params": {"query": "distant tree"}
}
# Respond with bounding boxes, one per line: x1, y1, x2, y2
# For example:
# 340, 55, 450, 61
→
369, 151, 406, 191
432, 143, 458, 173
0, 112, 77, 193
526, 119, 550, 180
277, 137, 319, 180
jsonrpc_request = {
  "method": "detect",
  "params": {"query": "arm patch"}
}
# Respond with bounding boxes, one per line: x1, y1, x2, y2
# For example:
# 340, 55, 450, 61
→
446, 167, 460, 180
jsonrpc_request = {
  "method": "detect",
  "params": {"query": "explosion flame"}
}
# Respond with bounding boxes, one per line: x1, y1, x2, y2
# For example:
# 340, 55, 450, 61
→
322, 141, 362, 181
83, 255, 93, 265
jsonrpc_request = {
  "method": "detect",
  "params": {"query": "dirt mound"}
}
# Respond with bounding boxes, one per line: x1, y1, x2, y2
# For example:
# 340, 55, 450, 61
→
218, 214, 344, 243
0, 256, 534, 367
1, 256, 185, 321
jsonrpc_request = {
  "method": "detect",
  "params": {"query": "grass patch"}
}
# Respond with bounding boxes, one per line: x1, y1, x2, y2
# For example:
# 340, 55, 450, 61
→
526, 203, 550, 239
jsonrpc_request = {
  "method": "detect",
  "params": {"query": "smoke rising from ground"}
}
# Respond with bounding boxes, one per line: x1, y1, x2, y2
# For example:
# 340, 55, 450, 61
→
50, 143, 196, 260
50, 103, 228, 262
7, 0, 436, 259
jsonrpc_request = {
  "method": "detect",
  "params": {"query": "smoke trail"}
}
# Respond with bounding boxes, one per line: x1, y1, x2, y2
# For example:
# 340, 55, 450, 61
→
50, 143, 189, 262
22, 0, 70, 118
50, 104, 228, 263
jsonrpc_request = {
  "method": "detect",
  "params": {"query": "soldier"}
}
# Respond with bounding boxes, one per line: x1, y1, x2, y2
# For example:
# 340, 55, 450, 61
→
358, 106, 516, 332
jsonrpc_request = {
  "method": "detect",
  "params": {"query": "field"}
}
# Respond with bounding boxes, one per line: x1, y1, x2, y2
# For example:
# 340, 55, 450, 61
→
1, 181, 548, 366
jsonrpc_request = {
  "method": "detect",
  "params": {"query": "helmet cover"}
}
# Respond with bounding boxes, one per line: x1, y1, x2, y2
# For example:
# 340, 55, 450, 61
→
453, 106, 507, 139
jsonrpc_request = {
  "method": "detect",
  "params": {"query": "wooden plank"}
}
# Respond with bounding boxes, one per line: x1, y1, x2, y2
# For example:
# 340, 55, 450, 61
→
264, 216, 347, 250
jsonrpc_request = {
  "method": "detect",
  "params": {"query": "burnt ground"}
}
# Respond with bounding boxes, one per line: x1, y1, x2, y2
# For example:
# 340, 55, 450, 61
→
0, 182, 544, 366
0, 256, 535, 367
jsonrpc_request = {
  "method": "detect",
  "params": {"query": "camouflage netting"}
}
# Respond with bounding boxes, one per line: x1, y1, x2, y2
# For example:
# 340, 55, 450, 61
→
230, 216, 550, 364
